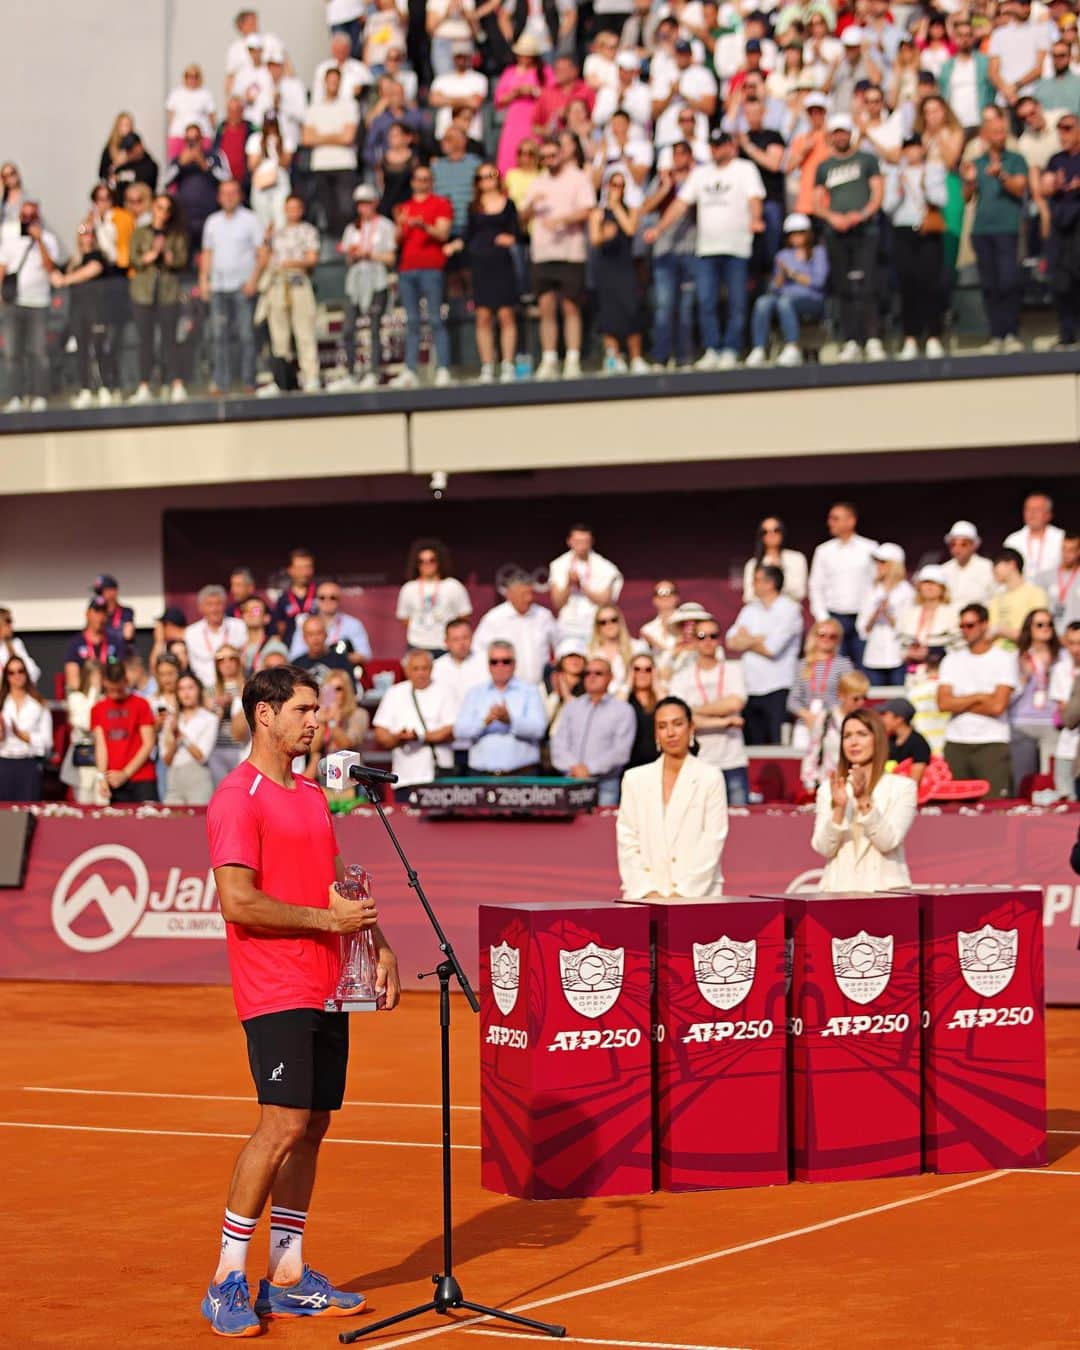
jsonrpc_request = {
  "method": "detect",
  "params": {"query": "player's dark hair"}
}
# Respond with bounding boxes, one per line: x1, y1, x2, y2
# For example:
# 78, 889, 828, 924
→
242, 665, 319, 732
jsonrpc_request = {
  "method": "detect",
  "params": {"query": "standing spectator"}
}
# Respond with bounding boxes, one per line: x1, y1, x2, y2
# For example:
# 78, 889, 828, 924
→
544, 642, 586, 742
226, 567, 256, 618
304, 69, 359, 239
590, 172, 647, 374
364, 0, 409, 72
185, 584, 248, 688
825, 29, 883, 116
549, 523, 624, 645
0, 163, 26, 237
226, 16, 282, 97
898, 565, 961, 668
737, 96, 786, 272
230, 33, 274, 120
453, 640, 548, 774
396, 539, 472, 653
93, 574, 135, 652
214, 98, 256, 187
651, 39, 718, 149
0, 656, 52, 802
858, 544, 915, 686
803, 669, 871, 794
550, 658, 637, 803
532, 56, 594, 138
1005, 491, 1066, 576
942, 521, 996, 611
364, 79, 424, 173
390, 165, 454, 388
160, 671, 218, 805
726, 563, 808, 745
261, 195, 321, 396
91, 661, 158, 803
884, 137, 949, 360
270, 546, 317, 644
785, 93, 832, 216
814, 114, 885, 363
340, 184, 396, 389
962, 107, 1029, 354
787, 617, 855, 749
741, 516, 808, 604
447, 162, 520, 383
938, 604, 1018, 799
1034, 39, 1080, 118
166, 66, 217, 161
906, 646, 950, 757
1052, 620, 1080, 799
622, 651, 663, 769
433, 618, 488, 766
745, 211, 829, 368
1042, 112, 1080, 348
669, 618, 750, 804
208, 646, 250, 784
988, 0, 1050, 120
99, 113, 159, 204
199, 179, 267, 395
433, 126, 483, 245
313, 31, 373, 104
430, 42, 488, 140
64, 599, 119, 691
594, 51, 654, 136
808, 500, 879, 667
642, 140, 698, 369
640, 580, 681, 659
258, 45, 309, 149
129, 194, 190, 404
0, 200, 60, 413
989, 548, 1051, 648
473, 574, 558, 687
1009, 608, 1064, 789
1037, 531, 1080, 635
49, 212, 121, 409
521, 137, 596, 380
587, 605, 644, 697
246, 114, 294, 236
373, 648, 456, 785
880, 697, 932, 785
0, 609, 40, 685
326, 0, 366, 54
496, 36, 552, 174
64, 660, 104, 803
289, 577, 371, 666
940, 18, 995, 137
240, 596, 271, 672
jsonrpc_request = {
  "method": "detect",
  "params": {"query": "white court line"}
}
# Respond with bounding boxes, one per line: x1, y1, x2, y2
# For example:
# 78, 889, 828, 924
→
1015, 1168, 1080, 1176
1047, 1129, 1079, 1135
20, 1086, 479, 1111
360, 1171, 1010, 1350
0, 1121, 478, 1150
466, 1331, 751, 1350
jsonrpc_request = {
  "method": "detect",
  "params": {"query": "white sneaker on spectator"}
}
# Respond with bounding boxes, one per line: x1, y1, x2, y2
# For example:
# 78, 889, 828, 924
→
71, 388, 94, 410
389, 368, 418, 389
129, 383, 154, 405
536, 352, 560, 381
358, 372, 379, 391
744, 346, 768, 368
776, 343, 803, 368
300, 376, 321, 393
499, 360, 516, 383
694, 348, 721, 371
478, 363, 495, 384
925, 337, 945, 359
837, 340, 862, 363
978, 337, 1003, 354
434, 366, 453, 387
718, 349, 739, 369
898, 337, 919, 361
1002, 334, 1024, 354
563, 351, 582, 378
629, 356, 651, 374
603, 353, 628, 375
29, 396, 47, 412
255, 382, 281, 398
97, 387, 114, 406
170, 382, 188, 402
864, 338, 886, 361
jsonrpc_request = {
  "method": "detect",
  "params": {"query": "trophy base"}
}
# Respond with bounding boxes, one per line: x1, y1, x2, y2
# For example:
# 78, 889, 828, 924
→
324, 996, 382, 1013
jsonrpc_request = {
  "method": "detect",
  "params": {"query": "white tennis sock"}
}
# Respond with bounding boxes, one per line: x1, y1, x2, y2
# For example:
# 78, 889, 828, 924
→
215, 1208, 258, 1282
267, 1205, 307, 1285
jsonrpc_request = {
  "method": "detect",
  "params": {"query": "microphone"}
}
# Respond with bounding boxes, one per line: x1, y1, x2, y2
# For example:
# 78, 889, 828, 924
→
319, 754, 399, 787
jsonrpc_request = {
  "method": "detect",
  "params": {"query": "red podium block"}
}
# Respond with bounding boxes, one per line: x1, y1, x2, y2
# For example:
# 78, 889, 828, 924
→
643, 897, 788, 1192
479, 901, 652, 1200
914, 885, 1047, 1173
773, 893, 922, 1183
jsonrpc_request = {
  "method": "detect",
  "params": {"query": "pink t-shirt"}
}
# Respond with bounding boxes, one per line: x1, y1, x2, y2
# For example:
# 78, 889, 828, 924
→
523, 167, 596, 263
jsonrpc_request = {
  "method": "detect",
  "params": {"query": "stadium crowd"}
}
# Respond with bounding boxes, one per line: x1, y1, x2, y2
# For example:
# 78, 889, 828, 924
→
1, 491, 1078, 809
1, 0, 1079, 407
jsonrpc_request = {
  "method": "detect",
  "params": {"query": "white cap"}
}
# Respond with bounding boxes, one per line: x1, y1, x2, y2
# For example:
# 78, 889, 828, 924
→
245, 32, 265, 48
804, 92, 830, 110
263, 39, 285, 63
828, 113, 854, 133
616, 52, 640, 72
353, 183, 379, 202
873, 542, 906, 565
841, 26, 864, 47
666, 602, 715, 632
783, 211, 812, 233
916, 564, 948, 587
945, 519, 980, 544
555, 637, 587, 660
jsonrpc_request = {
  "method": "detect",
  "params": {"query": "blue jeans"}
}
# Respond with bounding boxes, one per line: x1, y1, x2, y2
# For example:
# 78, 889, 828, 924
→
209, 290, 256, 390
972, 232, 1022, 339
652, 252, 696, 364
831, 611, 865, 671
330, 18, 363, 56
723, 766, 750, 807
751, 292, 823, 347
866, 664, 906, 687
597, 774, 623, 807
398, 269, 450, 372
694, 254, 749, 354
759, 200, 784, 274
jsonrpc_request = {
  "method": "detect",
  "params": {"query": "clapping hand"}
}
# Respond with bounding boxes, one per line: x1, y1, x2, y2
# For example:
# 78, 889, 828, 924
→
829, 770, 848, 814
848, 763, 871, 806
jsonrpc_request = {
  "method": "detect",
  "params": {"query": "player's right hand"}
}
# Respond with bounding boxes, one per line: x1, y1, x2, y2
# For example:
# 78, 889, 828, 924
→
327, 884, 378, 934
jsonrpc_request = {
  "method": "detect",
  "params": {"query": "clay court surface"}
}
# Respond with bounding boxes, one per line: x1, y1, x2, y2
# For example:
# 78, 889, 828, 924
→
5, 982, 1078, 1350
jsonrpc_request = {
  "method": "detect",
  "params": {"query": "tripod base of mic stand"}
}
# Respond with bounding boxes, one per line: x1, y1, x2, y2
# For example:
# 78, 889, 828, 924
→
339, 1273, 566, 1342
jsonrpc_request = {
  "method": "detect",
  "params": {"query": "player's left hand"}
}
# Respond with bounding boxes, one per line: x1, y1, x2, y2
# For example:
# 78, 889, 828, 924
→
376, 943, 401, 1010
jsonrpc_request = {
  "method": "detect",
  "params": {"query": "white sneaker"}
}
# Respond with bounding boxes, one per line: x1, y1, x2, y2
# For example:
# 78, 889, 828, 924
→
478, 363, 495, 384
563, 351, 581, 379
979, 337, 1003, 355
694, 348, 721, 371
776, 343, 803, 368
602, 353, 628, 375
837, 340, 862, 364
536, 352, 560, 381
1002, 334, 1024, 354
97, 387, 114, 406
744, 346, 768, 368
499, 360, 516, 383
358, 371, 379, 391
434, 366, 453, 387
300, 376, 321, 393
29, 396, 47, 412
898, 337, 919, 361
169, 382, 188, 402
389, 368, 418, 389
717, 349, 739, 370
864, 337, 886, 362
71, 388, 94, 410
129, 383, 154, 405
255, 382, 281, 398
3, 396, 23, 413
629, 356, 651, 375
925, 337, 945, 359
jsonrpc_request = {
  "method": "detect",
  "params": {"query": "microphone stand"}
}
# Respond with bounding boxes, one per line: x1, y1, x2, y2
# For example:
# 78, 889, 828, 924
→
339, 778, 566, 1343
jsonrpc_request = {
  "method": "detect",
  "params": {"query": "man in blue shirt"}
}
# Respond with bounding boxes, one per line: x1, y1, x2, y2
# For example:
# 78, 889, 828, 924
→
453, 641, 546, 775
550, 659, 637, 805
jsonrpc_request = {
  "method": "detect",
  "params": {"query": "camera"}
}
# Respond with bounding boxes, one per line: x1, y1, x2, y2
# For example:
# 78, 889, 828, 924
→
429, 470, 448, 500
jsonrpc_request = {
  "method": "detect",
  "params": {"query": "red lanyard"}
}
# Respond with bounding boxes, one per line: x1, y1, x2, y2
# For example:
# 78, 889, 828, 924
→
83, 632, 109, 663
1058, 566, 1078, 606
419, 579, 441, 614
808, 657, 833, 698
1028, 651, 1049, 691
285, 584, 315, 619
695, 661, 725, 703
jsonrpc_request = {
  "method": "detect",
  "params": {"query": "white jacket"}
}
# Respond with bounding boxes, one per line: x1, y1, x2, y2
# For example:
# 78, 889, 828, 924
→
616, 755, 728, 900
811, 772, 917, 893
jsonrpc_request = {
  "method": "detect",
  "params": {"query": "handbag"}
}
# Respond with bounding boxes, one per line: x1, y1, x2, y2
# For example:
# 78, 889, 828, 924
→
72, 741, 97, 768
1, 239, 34, 305
410, 687, 456, 779
920, 205, 946, 236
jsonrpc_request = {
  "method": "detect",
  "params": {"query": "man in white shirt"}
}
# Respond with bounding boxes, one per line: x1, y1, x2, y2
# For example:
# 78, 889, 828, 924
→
231, 33, 275, 116
184, 585, 248, 688
645, 128, 765, 370
988, 0, 1050, 111
0, 201, 61, 413
432, 618, 488, 767
429, 42, 489, 141
225, 13, 285, 97
1004, 491, 1065, 576
1035, 531, 1080, 635
254, 44, 308, 143
313, 32, 373, 108
548, 524, 624, 644
651, 39, 718, 148
808, 501, 878, 668
941, 520, 996, 611
304, 69, 360, 238
938, 603, 1018, 798
725, 563, 805, 744
372, 649, 456, 787
669, 618, 750, 803
472, 576, 558, 687
593, 53, 654, 133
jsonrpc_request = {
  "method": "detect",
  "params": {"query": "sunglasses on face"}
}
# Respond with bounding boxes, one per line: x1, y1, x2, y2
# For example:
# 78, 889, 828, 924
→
696, 631, 720, 640
584, 668, 608, 677
817, 631, 838, 640
477, 171, 498, 181
654, 586, 676, 597
489, 657, 514, 666
631, 663, 653, 673
217, 654, 240, 662
1032, 620, 1053, 629
7, 667, 26, 676
959, 620, 982, 630
317, 592, 339, 601
598, 616, 619, 626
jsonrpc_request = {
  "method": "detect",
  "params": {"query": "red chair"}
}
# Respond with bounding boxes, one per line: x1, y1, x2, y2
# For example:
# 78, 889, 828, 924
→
895, 755, 990, 804
359, 658, 403, 691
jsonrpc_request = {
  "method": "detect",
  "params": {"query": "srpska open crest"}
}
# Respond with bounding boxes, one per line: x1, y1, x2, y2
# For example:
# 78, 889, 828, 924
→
490, 941, 520, 1016
832, 930, 893, 1006
692, 936, 756, 1010
559, 942, 624, 1019
957, 924, 1018, 997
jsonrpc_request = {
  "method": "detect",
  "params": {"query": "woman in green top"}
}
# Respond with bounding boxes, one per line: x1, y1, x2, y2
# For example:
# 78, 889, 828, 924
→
129, 193, 190, 403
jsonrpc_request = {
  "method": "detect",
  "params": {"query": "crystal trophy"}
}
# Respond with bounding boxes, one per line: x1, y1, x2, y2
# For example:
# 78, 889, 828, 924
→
326, 863, 384, 1012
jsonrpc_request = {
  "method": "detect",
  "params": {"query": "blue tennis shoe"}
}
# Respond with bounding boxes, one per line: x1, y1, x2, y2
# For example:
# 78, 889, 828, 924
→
200, 1271, 262, 1338
254, 1265, 366, 1319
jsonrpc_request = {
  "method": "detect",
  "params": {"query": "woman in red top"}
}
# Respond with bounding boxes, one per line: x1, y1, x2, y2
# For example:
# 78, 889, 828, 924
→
390, 164, 453, 389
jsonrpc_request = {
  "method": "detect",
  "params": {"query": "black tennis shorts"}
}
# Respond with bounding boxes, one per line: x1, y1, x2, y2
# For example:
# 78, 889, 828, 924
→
242, 1007, 350, 1111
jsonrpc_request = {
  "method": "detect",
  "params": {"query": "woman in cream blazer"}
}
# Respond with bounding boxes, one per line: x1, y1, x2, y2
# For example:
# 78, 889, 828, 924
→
617, 697, 729, 899
811, 708, 918, 893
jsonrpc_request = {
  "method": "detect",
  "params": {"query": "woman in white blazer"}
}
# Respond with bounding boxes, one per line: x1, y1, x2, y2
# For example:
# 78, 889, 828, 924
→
811, 708, 918, 893
616, 696, 728, 899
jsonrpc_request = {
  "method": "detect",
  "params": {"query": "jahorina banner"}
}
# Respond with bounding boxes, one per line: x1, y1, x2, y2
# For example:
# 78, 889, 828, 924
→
1, 806, 1078, 1002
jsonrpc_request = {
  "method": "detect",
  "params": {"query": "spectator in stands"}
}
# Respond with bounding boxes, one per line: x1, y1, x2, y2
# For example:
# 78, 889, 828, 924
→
0, 655, 52, 802
808, 500, 878, 668
814, 114, 885, 363
543, 641, 586, 740
430, 42, 489, 140
128, 194, 190, 405
397, 539, 471, 654
898, 564, 960, 669
293, 615, 353, 682
453, 639, 547, 774
1052, 620, 1080, 799
550, 657, 636, 802
99, 113, 158, 205
159, 671, 217, 805
1039, 531, 1080, 634
738, 96, 786, 274
0, 609, 39, 685
150, 605, 187, 669
445, 162, 521, 383
989, 548, 1051, 649
669, 616, 749, 803
857, 543, 914, 686
1, 162, 26, 233
215, 98, 255, 187
532, 56, 593, 138
306, 667, 370, 790
339, 184, 396, 389
164, 123, 230, 251
940, 19, 994, 137
240, 596, 271, 672
652, 39, 718, 149
472, 573, 558, 687
938, 603, 1018, 798
364, 0, 409, 73
1009, 607, 1063, 790
988, 0, 1051, 118
271, 547, 317, 643
381, 48, 418, 104
93, 574, 134, 652
550, 523, 624, 645
880, 696, 931, 785
746, 211, 828, 368
91, 661, 157, 803
621, 650, 663, 769
942, 521, 996, 611
433, 618, 488, 767
0, 200, 60, 414
208, 646, 250, 784
225, 13, 274, 97
314, 31, 373, 105
522, 137, 596, 380
803, 668, 871, 793
1005, 492, 1066, 577
125, 652, 156, 702
325, 0, 366, 55
390, 164, 454, 388
433, 125, 483, 246
257, 45, 308, 149
642, 140, 697, 369
247, 114, 294, 236
1035, 39, 1080, 117
199, 179, 266, 395
63, 660, 103, 803
304, 69, 359, 239
587, 605, 645, 697
788, 616, 855, 746
495, 36, 550, 175
64, 599, 119, 691
226, 568, 256, 617
231, 32, 274, 120
373, 648, 456, 785
185, 584, 248, 687
740, 517, 807, 604
825, 29, 882, 116
589, 171, 646, 374
292, 577, 371, 666
640, 581, 680, 659
259, 194, 321, 396
726, 563, 805, 746
883, 136, 949, 361
364, 80, 424, 172
962, 107, 1029, 354
1043, 112, 1080, 348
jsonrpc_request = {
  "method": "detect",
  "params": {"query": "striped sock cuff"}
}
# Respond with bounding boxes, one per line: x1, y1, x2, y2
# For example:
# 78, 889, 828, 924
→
269, 1205, 307, 1236
222, 1209, 259, 1244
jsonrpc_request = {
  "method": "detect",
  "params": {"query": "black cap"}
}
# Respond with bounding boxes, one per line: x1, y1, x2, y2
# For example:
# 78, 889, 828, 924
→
880, 698, 916, 723
709, 129, 733, 145
93, 573, 119, 591
88, 598, 108, 613
159, 605, 187, 626
674, 38, 693, 53
746, 38, 763, 52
